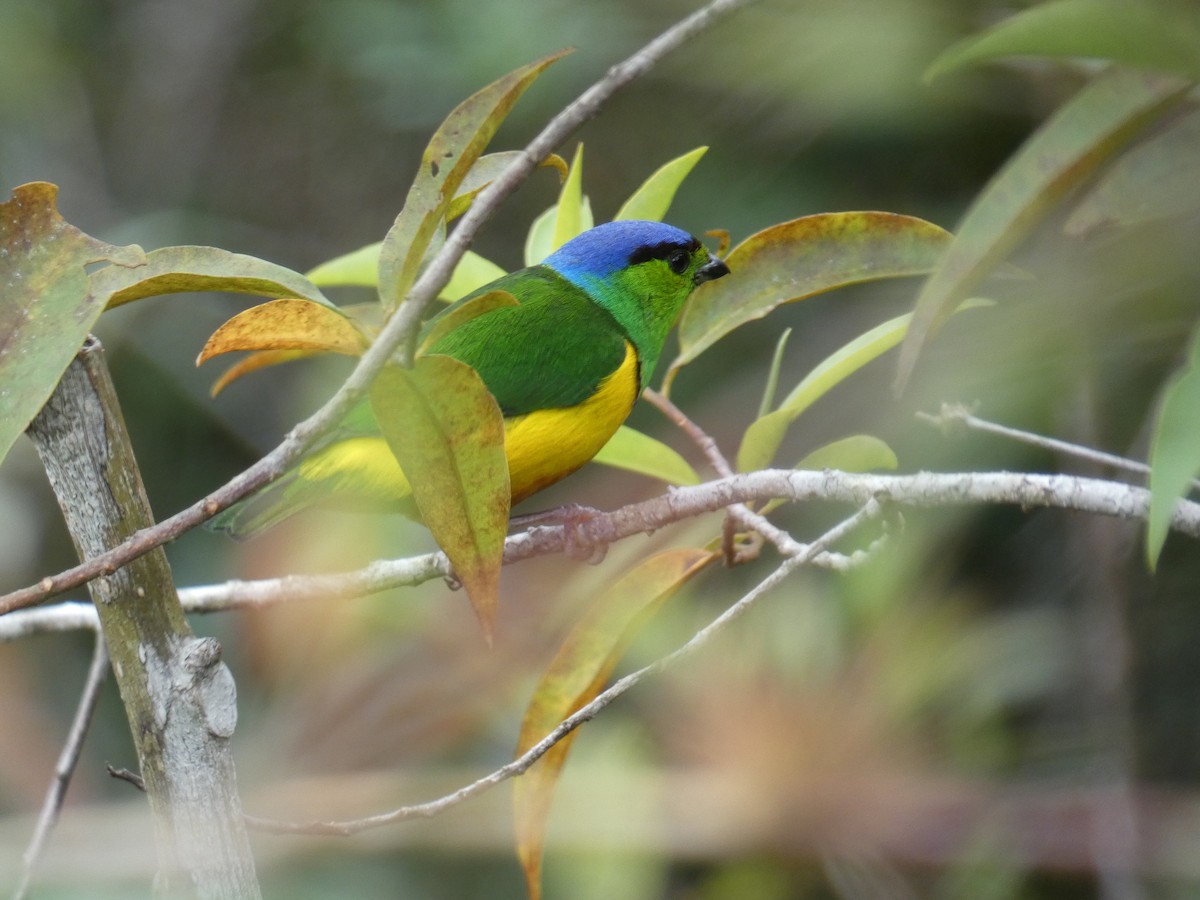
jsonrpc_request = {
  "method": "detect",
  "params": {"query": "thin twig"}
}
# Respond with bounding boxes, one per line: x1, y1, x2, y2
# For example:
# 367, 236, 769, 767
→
919, 403, 1199, 491
0, 0, 759, 618
644, 387, 874, 565
244, 500, 881, 836
14, 633, 109, 900
105, 765, 146, 792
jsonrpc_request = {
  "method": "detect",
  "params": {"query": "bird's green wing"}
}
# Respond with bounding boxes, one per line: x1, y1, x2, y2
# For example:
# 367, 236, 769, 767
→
425, 266, 633, 416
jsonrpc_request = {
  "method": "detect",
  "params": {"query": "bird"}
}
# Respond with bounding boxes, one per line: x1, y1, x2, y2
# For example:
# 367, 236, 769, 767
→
212, 220, 730, 537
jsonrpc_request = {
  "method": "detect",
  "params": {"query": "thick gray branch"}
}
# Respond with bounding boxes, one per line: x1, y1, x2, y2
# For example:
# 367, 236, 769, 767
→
25, 339, 259, 899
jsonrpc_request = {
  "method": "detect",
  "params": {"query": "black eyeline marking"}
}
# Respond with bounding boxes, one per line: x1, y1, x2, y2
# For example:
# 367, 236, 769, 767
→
627, 237, 701, 267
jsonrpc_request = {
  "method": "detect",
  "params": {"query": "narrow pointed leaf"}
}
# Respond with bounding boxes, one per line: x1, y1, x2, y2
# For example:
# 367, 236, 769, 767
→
925, 0, 1200, 84
797, 434, 898, 472
592, 425, 701, 486
371, 356, 509, 639
92, 245, 333, 310
196, 298, 368, 364
614, 146, 708, 222
378, 50, 569, 312
739, 301, 989, 472
1147, 323, 1200, 567
671, 213, 954, 375
550, 144, 588, 253
514, 548, 717, 900
895, 68, 1190, 390
208, 349, 318, 397
0, 182, 145, 465
758, 327, 792, 419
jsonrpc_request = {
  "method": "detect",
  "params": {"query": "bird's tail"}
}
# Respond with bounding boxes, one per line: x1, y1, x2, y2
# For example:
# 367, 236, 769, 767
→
207, 470, 312, 540
207, 436, 415, 539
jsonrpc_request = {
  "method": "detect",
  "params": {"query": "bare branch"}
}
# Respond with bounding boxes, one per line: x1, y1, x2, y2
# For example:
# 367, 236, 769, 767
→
14, 633, 109, 900
6, 467, 1198, 639
919, 403, 1199, 491
0, 0, 759, 618
244, 500, 882, 836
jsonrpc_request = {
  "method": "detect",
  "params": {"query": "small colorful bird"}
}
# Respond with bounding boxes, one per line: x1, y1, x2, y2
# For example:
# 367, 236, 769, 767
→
213, 220, 729, 536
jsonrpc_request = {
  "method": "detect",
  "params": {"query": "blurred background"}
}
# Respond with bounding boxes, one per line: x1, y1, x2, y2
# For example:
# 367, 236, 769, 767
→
4, 0, 1200, 897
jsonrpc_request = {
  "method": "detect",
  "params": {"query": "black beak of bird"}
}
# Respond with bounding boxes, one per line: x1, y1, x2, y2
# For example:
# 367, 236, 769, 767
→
694, 254, 731, 286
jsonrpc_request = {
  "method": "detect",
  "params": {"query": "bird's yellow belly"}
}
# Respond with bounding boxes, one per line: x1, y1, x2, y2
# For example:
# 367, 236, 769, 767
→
300, 342, 640, 509
503, 341, 640, 503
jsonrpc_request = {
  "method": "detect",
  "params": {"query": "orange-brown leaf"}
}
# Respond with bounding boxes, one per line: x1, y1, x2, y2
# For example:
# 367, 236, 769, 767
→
208, 349, 319, 396
196, 298, 368, 365
513, 548, 717, 900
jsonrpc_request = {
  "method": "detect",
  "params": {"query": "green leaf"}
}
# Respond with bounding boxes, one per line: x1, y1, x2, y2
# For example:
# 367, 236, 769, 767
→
377, 50, 568, 313
1067, 107, 1200, 234
524, 146, 595, 266
614, 146, 708, 222
895, 68, 1190, 390
670, 212, 954, 376
514, 548, 717, 900
758, 327, 792, 419
307, 242, 380, 288
92, 245, 333, 310
591, 425, 701, 486
309, 240, 506, 301
370, 356, 509, 640
925, 0, 1200, 83
738, 301, 989, 472
524, 206, 558, 268
0, 182, 145, 465
439, 251, 507, 300
796, 434, 898, 472
551, 143, 589, 253
1147, 322, 1200, 567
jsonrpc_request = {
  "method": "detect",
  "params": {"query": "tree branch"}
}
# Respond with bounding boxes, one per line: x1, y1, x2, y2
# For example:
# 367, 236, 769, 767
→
5, 466, 1197, 639
24, 339, 260, 898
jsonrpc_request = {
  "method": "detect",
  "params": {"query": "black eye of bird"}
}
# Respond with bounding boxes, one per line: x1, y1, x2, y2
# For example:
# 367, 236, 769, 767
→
666, 248, 690, 275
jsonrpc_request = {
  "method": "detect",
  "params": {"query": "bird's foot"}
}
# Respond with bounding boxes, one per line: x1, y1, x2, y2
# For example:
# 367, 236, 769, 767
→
511, 503, 608, 563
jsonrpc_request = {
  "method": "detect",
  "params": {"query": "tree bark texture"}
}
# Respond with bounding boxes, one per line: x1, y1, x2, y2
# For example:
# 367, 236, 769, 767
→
26, 337, 260, 899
